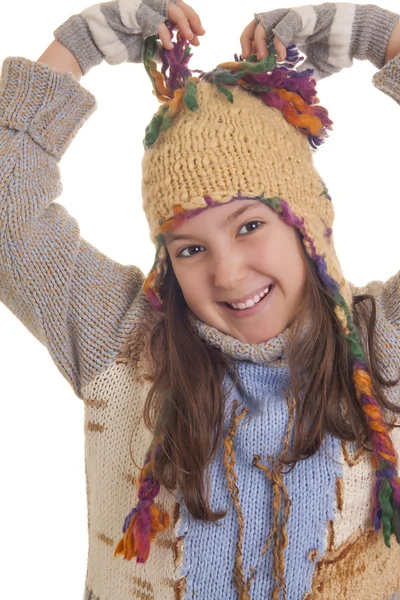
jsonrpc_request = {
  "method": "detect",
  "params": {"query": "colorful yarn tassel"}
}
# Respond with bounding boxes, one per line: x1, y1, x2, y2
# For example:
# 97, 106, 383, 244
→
114, 449, 170, 562
204, 44, 333, 148
143, 26, 333, 149
352, 362, 400, 547
143, 25, 199, 147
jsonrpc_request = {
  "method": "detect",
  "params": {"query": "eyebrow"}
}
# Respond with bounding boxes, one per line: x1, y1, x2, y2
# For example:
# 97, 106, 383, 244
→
164, 201, 261, 244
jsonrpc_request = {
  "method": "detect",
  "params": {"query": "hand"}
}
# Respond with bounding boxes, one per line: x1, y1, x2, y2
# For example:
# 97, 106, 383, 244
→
53, 0, 205, 76
240, 4, 399, 80
240, 18, 287, 63
159, 0, 205, 49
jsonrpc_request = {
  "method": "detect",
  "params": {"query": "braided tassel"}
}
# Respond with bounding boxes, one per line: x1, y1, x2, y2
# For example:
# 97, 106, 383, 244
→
352, 362, 400, 547
114, 448, 170, 562
334, 292, 400, 548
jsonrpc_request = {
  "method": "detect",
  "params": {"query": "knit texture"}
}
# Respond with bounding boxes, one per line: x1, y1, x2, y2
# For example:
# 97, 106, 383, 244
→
254, 3, 399, 79
53, 0, 178, 75
1, 54, 400, 599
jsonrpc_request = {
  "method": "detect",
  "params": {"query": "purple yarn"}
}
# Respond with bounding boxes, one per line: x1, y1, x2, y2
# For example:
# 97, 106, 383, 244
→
123, 506, 140, 532
260, 90, 286, 110
374, 507, 383, 530
392, 478, 400, 505
285, 44, 302, 64
135, 507, 153, 564
353, 359, 367, 371
138, 478, 160, 501
376, 468, 398, 478
160, 24, 193, 92
362, 393, 380, 407
255, 69, 317, 105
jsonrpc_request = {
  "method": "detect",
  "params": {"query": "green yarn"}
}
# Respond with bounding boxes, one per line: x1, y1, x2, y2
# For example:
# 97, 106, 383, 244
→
243, 84, 272, 93
144, 105, 169, 147
334, 293, 365, 360
215, 72, 242, 86
378, 478, 394, 548
161, 114, 173, 131
203, 49, 277, 106
345, 331, 365, 360
184, 79, 199, 111
215, 81, 234, 104
143, 34, 160, 98
241, 53, 278, 73
258, 195, 283, 213
392, 505, 400, 544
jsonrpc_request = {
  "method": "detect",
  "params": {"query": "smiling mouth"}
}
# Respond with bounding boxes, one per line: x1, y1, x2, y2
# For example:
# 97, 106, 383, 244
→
223, 283, 275, 311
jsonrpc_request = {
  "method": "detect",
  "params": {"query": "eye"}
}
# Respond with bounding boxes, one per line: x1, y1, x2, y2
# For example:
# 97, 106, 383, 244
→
238, 220, 263, 235
176, 245, 205, 258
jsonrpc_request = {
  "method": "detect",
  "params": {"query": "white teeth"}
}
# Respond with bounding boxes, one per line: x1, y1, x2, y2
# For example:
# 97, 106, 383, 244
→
227, 284, 273, 310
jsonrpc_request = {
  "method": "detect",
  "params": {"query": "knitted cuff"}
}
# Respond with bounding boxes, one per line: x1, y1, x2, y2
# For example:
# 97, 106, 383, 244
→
351, 4, 400, 69
143, 0, 169, 18
135, 3, 168, 39
0, 56, 97, 161
54, 15, 104, 76
372, 52, 400, 105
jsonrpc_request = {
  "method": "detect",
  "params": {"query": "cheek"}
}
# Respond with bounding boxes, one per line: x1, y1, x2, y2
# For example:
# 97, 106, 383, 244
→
258, 234, 306, 294
171, 262, 208, 307
285, 244, 307, 298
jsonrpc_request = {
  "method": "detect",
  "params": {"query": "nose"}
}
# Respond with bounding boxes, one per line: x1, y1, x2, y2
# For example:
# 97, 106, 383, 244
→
212, 251, 247, 291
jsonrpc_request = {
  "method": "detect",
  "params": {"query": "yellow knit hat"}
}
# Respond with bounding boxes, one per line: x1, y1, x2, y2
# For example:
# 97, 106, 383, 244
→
140, 37, 351, 318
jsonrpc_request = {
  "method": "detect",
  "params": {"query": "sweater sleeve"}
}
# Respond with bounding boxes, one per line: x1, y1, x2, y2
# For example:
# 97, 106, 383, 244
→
372, 51, 400, 104
0, 56, 145, 398
350, 272, 400, 402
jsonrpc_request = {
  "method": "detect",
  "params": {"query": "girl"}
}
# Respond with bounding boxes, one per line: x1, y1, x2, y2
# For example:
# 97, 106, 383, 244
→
1, 1, 400, 599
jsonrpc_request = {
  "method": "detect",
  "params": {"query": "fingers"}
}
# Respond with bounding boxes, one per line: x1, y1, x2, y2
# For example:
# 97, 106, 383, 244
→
177, 1, 205, 36
240, 19, 287, 62
254, 22, 268, 60
240, 20, 257, 58
164, 1, 205, 48
157, 22, 174, 49
274, 36, 287, 62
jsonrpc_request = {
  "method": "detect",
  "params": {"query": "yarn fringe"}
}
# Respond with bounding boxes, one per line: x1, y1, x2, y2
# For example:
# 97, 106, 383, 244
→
114, 447, 170, 563
142, 24, 332, 149
352, 362, 400, 547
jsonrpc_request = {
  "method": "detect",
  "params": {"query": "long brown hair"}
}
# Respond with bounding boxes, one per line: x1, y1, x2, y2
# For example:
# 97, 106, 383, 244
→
143, 239, 400, 522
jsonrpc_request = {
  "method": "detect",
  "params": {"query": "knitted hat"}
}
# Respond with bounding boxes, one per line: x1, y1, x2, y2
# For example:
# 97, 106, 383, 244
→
114, 29, 400, 565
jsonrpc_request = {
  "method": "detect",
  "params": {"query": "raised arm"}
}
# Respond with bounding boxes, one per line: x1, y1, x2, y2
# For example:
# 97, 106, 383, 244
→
0, 1, 205, 397
0, 56, 145, 397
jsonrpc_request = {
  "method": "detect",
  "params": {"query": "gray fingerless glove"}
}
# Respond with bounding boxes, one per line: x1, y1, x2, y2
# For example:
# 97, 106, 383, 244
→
255, 3, 400, 80
54, 0, 177, 76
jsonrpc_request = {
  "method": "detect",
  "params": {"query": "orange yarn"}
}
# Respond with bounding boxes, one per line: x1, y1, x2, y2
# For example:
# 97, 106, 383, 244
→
168, 88, 186, 116
149, 61, 173, 101
114, 505, 170, 562
353, 368, 398, 464
273, 88, 324, 135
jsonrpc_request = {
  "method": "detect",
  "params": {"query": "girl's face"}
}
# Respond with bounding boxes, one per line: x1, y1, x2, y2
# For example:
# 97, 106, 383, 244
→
165, 200, 307, 344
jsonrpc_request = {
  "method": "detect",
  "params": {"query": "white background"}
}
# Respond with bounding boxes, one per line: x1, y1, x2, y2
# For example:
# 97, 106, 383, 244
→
0, 1, 399, 598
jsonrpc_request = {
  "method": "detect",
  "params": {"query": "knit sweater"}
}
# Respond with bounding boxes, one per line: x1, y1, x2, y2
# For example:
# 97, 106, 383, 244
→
0, 54, 399, 600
